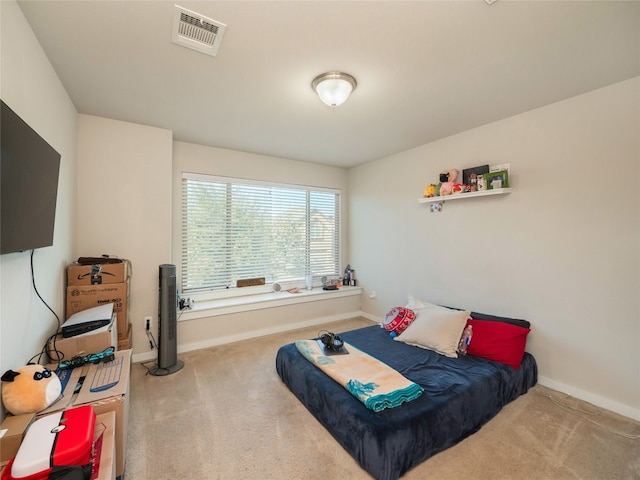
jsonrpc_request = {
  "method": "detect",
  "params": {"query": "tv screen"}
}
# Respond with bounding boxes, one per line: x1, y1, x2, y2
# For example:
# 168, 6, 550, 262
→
1, 100, 61, 255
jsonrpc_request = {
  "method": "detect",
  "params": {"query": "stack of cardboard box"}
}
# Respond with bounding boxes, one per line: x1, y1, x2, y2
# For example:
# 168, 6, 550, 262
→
65, 260, 132, 352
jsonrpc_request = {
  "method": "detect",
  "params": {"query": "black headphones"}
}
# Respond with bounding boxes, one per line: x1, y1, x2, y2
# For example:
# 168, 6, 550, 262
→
319, 331, 344, 351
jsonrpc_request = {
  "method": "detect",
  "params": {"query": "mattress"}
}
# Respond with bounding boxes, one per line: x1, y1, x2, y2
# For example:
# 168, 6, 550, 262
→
276, 324, 537, 480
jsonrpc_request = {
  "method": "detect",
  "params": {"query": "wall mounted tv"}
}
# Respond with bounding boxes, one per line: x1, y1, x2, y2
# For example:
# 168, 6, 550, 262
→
1, 100, 61, 255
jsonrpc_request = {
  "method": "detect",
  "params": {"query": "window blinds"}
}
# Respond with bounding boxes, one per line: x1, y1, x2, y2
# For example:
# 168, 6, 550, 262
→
181, 173, 340, 292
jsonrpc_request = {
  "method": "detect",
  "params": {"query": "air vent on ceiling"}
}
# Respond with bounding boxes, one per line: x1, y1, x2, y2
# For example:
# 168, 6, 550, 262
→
171, 5, 227, 57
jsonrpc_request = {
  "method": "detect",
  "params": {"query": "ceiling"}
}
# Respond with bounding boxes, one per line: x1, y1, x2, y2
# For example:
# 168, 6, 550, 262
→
17, 1, 640, 168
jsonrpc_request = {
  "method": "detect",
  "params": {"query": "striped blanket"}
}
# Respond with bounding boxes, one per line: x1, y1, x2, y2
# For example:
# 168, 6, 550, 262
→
295, 339, 424, 412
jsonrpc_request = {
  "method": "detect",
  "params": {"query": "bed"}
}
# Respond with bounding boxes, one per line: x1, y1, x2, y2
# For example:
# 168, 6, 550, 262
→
275, 311, 537, 480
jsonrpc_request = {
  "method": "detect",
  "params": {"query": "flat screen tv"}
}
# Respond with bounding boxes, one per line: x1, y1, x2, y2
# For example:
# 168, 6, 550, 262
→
1, 100, 61, 255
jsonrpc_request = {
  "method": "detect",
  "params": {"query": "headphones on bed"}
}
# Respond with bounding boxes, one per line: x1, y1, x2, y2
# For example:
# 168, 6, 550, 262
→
319, 331, 344, 351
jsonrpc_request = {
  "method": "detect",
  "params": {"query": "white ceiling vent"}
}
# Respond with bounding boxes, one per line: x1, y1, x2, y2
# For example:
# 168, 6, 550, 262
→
172, 5, 227, 57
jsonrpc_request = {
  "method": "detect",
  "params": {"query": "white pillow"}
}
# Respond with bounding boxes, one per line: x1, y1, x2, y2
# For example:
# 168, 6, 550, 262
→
394, 307, 470, 358
405, 295, 441, 311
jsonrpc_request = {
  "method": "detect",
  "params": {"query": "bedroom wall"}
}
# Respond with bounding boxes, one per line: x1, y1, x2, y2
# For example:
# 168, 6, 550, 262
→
76, 115, 173, 357
348, 77, 639, 419
0, 0, 77, 418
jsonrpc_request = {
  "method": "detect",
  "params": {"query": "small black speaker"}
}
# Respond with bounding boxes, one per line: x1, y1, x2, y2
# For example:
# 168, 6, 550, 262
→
320, 331, 344, 351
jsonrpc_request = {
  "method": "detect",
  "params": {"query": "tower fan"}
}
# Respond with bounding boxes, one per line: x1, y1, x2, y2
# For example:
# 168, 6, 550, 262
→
149, 264, 184, 376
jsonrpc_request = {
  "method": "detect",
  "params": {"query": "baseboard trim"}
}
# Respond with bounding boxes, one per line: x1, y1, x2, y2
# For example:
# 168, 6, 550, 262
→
538, 375, 639, 420
131, 310, 372, 364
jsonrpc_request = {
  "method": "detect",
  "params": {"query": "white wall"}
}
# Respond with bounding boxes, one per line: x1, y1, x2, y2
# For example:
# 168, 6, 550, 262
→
76, 115, 173, 356
348, 78, 640, 419
0, 0, 77, 418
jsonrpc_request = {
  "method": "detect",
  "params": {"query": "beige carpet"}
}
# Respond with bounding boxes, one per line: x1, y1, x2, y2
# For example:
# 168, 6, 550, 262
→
126, 317, 640, 479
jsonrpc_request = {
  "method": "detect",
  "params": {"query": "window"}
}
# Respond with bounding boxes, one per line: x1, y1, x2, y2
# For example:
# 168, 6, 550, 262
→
181, 173, 341, 293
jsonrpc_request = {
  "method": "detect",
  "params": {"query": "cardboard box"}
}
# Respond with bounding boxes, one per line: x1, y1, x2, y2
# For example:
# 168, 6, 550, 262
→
117, 324, 131, 351
42, 349, 131, 478
67, 283, 129, 336
49, 314, 117, 360
68, 261, 130, 286
94, 411, 116, 480
0, 413, 35, 466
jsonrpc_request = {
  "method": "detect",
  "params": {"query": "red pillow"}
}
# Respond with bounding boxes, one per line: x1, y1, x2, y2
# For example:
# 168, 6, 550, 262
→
466, 319, 530, 369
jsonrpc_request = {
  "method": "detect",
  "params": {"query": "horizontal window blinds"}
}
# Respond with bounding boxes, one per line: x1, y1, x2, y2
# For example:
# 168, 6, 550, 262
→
182, 173, 340, 292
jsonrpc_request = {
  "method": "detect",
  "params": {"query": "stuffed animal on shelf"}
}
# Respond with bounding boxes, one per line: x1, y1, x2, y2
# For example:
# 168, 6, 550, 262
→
439, 169, 459, 196
423, 184, 438, 198
451, 183, 464, 195
1, 365, 62, 415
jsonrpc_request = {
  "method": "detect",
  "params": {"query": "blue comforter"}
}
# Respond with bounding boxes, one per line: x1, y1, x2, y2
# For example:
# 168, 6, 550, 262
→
276, 325, 537, 480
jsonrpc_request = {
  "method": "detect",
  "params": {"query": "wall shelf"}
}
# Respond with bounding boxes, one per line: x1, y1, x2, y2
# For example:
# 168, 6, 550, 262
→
418, 188, 512, 204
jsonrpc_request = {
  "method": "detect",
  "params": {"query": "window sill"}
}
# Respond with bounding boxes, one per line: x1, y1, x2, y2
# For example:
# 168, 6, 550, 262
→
178, 285, 363, 321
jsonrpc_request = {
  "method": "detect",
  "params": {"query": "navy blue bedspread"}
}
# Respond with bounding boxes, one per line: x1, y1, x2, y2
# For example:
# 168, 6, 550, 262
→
275, 325, 537, 480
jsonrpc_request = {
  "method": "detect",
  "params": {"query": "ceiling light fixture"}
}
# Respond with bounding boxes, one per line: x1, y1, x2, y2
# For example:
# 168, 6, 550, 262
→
312, 72, 357, 107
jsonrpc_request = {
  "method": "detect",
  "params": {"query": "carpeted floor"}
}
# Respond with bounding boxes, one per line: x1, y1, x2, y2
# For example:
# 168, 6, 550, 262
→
126, 317, 640, 479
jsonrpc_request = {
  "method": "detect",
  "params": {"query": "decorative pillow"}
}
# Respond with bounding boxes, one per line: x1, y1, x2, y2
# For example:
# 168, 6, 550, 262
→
394, 307, 470, 358
1, 365, 62, 415
444, 306, 530, 329
466, 319, 530, 369
470, 311, 530, 329
405, 295, 441, 311
382, 307, 416, 337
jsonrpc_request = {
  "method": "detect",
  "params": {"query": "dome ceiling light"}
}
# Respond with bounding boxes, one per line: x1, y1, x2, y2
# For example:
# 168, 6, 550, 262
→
311, 72, 357, 107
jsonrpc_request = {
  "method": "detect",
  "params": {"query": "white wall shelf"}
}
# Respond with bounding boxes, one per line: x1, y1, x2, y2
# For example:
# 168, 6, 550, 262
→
418, 188, 512, 212
418, 188, 512, 204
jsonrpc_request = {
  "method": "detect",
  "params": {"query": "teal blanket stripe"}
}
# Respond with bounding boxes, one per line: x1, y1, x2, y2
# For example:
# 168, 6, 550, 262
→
364, 384, 425, 412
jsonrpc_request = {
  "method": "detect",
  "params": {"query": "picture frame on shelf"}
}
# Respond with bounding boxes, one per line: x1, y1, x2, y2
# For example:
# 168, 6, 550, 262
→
484, 170, 509, 190
462, 165, 489, 192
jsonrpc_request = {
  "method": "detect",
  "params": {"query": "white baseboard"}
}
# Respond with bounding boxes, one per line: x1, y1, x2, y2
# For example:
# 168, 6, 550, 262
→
131, 310, 371, 364
538, 375, 639, 421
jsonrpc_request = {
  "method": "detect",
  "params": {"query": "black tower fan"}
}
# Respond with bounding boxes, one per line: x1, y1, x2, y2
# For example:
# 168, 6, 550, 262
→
149, 264, 184, 375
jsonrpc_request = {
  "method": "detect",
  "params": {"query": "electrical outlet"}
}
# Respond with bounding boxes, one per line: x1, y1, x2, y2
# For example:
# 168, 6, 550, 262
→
145, 316, 153, 331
